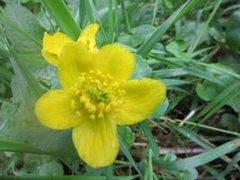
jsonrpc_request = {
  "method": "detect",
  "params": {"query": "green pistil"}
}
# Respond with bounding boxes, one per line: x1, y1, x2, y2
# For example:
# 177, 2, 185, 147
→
87, 88, 110, 103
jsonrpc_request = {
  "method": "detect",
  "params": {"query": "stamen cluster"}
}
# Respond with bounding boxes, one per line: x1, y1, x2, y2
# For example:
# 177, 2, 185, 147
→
70, 70, 125, 120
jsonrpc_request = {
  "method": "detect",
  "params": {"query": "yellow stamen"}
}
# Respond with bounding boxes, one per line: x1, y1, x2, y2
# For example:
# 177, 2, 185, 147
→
70, 99, 76, 109
89, 114, 96, 120
69, 70, 125, 120
76, 111, 81, 116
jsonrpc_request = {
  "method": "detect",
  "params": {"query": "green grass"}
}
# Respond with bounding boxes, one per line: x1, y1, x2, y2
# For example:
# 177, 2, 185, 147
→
0, 0, 240, 179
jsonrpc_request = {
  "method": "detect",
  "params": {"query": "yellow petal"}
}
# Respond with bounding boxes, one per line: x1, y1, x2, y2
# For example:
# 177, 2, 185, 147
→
96, 45, 135, 81
72, 119, 119, 168
35, 90, 85, 129
42, 32, 72, 66
58, 42, 97, 88
113, 79, 166, 125
58, 43, 135, 88
77, 23, 99, 52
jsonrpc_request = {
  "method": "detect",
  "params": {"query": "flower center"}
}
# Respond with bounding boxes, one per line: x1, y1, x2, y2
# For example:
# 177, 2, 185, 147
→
69, 70, 125, 120
87, 88, 110, 103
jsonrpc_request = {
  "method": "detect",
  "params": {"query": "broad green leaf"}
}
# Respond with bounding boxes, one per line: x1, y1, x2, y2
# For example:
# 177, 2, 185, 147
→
118, 126, 135, 149
11, 154, 65, 176
209, 27, 224, 43
0, 73, 76, 157
228, 94, 240, 113
151, 98, 169, 118
38, 161, 64, 176
12, 57, 43, 99
131, 55, 152, 79
196, 82, 216, 101
1, 3, 43, 53
220, 113, 240, 132
165, 40, 190, 60
119, 25, 156, 48
176, 169, 198, 180
226, 10, 240, 53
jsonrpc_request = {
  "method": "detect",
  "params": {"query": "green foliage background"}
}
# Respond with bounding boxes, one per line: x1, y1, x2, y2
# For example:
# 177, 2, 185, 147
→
0, 0, 240, 179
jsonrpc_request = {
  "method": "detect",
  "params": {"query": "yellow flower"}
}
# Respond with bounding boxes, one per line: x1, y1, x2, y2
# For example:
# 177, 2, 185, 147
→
41, 24, 99, 66
35, 24, 166, 168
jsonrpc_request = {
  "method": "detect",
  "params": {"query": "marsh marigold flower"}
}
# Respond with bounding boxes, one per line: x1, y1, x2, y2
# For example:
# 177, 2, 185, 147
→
35, 24, 166, 168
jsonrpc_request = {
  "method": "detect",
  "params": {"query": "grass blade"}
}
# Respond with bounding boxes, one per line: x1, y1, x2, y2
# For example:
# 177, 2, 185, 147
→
2, 176, 137, 180
188, 0, 223, 53
203, 165, 221, 177
106, 165, 113, 180
79, 0, 87, 28
0, 66, 13, 82
0, 14, 41, 47
153, 138, 240, 171
197, 62, 240, 80
194, 80, 240, 123
218, 152, 240, 178
137, 0, 201, 56
11, 56, 44, 98
0, 155, 17, 176
140, 121, 160, 157
119, 0, 131, 33
85, 0, 97, 23
108, 0, 118, 42
120, 137, 142, 177
82, 0, 108, 43
42, 0, 80, 40
168, 124, 240, 170
0, 140, 53, 155
150, 55, 223, 85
